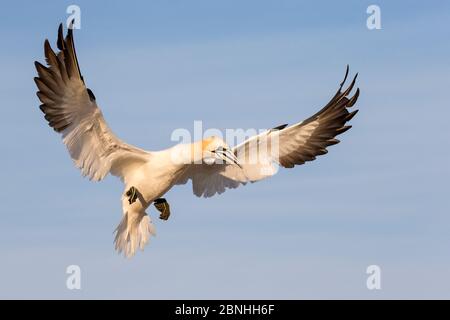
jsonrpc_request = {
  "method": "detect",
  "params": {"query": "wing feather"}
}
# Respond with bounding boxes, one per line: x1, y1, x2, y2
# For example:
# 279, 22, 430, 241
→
177, 66, 360, 197
34, 24, 149, 181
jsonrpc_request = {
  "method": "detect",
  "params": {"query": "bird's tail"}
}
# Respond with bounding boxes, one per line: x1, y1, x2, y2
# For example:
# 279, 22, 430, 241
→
114, 211, 156, 258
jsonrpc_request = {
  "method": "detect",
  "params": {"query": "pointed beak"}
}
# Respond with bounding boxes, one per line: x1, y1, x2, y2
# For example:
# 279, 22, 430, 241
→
215, 148, 242, 168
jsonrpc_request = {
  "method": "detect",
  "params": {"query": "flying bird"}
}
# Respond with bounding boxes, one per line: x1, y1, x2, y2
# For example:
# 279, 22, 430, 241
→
34, 25, 360, 257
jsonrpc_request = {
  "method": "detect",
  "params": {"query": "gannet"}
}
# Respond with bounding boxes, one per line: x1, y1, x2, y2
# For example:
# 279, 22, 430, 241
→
34, 25, 360, 257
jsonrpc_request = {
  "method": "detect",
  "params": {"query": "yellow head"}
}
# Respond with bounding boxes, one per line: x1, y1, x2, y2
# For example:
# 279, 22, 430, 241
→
191, 136, 240, 166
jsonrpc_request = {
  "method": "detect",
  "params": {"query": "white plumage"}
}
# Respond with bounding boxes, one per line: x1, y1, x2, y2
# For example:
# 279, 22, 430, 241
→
34, 25, 359, 257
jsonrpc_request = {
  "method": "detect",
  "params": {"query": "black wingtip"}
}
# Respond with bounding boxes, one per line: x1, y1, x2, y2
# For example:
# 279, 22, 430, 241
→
34, 60, 45, 69
343, 73, 359, 96
67, 21, 74, 37
345, 109, 359, 121
340, 65, 350, 89
44, 39, 52, 52
347, 88, 360, 107
272, 123, 288, 131
57, 23, 65, 50
68, 18, 76, 30
336, 125, 352, 135
87, 88, 96, 101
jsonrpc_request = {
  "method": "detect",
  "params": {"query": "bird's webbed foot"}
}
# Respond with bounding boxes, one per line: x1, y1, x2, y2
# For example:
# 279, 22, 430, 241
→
125, 186, 138, 204
154, 198, 171, 221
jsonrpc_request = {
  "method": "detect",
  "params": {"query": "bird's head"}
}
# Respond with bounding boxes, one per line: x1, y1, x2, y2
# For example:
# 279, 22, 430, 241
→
200, 136, 241, 167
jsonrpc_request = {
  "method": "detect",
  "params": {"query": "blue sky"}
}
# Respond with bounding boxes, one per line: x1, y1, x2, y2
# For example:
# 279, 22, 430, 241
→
0, 0, 449, 299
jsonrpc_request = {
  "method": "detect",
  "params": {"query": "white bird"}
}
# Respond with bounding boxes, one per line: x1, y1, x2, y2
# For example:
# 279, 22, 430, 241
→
34, 25, 360, 257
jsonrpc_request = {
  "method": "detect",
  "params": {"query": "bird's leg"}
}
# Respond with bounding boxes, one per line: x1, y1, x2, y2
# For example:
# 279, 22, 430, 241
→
154, 198, 171, 221
125, 186, 138, 204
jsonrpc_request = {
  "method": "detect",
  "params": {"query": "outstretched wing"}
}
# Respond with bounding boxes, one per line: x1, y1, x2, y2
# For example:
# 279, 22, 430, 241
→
34, 24, 149, 181
178, 66, 360, 197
